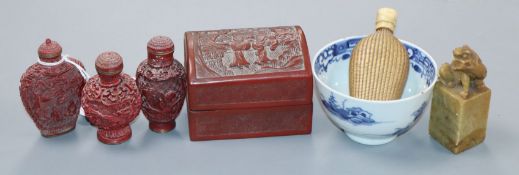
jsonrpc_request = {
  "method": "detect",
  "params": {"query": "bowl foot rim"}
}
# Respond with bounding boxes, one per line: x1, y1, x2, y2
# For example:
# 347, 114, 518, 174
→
346, 133, 397, 145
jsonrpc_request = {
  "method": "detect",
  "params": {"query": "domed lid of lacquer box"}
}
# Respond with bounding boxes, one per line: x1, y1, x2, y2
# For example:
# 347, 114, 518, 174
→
185, 26, 313, 111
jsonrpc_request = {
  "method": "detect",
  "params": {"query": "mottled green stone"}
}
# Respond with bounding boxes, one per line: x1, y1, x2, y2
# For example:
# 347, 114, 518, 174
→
429, 83, 491, 154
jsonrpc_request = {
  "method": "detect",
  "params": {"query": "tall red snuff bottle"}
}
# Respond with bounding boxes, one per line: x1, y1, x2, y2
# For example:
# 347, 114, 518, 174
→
19, 39, 87, 137
136, 36, 187, 133
82, 51, 142, 144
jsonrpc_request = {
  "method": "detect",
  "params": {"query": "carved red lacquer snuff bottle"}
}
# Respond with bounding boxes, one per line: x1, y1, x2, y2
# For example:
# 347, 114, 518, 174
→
82, 51, 142, 144
136, 36, 186, 133
19, 39, 87, 137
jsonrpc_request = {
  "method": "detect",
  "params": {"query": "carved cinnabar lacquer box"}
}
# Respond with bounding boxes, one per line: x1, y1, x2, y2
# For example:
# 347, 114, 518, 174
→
185, 26, 313, 141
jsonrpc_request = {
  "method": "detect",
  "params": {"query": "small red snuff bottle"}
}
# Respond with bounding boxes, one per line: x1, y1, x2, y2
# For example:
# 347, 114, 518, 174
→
19, 39, 87, 137
136, 36, 186, 133
82, 51, 142, 144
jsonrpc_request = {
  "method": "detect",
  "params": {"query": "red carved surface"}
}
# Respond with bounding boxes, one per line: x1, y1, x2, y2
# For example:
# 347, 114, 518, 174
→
185, 26, 313, 140
136, 59, 186, 133
82, 52, 141, 144
136, 36, 187, 133
82, 74, 141, 144
185, 26, 313, 111
192, 26, 304, 78
19, 57, 86, 137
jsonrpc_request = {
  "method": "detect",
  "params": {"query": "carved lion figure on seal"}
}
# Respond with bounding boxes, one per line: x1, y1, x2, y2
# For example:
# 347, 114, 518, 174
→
439, 45, 487, 99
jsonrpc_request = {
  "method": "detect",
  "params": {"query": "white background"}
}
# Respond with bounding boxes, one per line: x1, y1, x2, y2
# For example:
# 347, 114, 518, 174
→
1, 0, 518, 174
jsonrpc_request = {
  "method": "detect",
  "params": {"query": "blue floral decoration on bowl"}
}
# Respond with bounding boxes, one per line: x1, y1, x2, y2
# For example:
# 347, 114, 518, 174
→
407, 47, 435, 86
321, 93, 377, 126
314, 38, 360, 75
390, 101, 428, 136
314, 37, 435, 86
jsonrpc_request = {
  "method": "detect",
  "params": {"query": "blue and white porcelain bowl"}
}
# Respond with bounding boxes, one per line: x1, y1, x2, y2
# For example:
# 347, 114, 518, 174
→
312, 36, 438, 145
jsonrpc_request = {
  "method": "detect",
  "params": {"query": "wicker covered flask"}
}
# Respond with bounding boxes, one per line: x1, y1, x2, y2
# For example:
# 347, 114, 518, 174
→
349, 8, 409, 100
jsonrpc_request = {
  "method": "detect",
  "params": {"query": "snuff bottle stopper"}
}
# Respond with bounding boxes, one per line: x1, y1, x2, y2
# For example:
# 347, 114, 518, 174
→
19, 39, 86, 137
349, 8, 409, 101
429, 45, 491, 154
82, 51, 142, 144
136, 36, 187, 133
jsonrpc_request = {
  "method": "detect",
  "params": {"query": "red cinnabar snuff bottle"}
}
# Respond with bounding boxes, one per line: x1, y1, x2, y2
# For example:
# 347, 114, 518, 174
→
136, 36, 186, 133
19, 39, 87, 137
82, 51, 142, 144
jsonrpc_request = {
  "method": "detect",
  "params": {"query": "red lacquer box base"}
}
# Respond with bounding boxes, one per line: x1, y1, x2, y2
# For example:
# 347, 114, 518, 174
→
185, 26, 313, 141
188, 104, 312, 141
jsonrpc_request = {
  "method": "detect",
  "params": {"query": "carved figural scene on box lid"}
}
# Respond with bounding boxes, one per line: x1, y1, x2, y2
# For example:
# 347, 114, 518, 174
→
191, 26, 306, 79
185, 26, 312, 110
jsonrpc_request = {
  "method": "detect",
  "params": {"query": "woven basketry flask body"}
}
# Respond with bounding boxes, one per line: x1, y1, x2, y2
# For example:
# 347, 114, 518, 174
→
349, 8, 409, 101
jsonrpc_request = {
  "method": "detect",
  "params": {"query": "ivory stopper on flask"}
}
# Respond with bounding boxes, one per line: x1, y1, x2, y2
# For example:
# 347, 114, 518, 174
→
349, 8, 409, 101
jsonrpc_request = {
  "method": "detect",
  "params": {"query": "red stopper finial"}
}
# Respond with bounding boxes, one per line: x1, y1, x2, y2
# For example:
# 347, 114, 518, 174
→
38, 38, 62, 59
95, 51, 124, 76
147, 36, 174, 54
